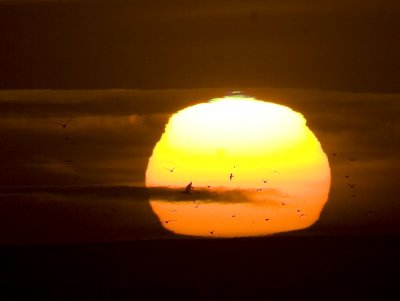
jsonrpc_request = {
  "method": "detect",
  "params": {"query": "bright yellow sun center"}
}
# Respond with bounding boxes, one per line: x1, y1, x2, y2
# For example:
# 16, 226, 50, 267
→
145, 95, 331, 237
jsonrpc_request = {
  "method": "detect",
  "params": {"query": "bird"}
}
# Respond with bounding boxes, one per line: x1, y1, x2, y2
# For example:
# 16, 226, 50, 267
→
163, 220, 176, 224
232, 215, 236, 218
281, 201, 286, 206
182, 182, 192, 194
299, 213, 305, 218
207, 185, 211, 188
349, 158, 355, 162
348, 183, 355, 189
351, 195, 356, 198
53, 119, 71, 128
209, 230, 214, 235
332, 153, 337, 156
345, 175, 350, 178
164, 167, 175, 173
256, 188, 262, 192
262, 180, 268, 184
296, 209, 301, 213
230, 173, 234, 181
265, 218, 270, 221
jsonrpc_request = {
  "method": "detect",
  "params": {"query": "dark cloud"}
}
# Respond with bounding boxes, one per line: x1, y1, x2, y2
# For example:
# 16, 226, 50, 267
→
1, 88, 399, 188
0, 187, 166, 244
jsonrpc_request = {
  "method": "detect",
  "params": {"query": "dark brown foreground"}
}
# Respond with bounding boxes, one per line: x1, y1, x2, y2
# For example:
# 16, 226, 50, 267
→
0, 235, 398, 300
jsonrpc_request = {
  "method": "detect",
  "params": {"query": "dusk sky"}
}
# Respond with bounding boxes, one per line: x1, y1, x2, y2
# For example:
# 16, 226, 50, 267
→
1, 1, 400, 244
1, 1, 400, 299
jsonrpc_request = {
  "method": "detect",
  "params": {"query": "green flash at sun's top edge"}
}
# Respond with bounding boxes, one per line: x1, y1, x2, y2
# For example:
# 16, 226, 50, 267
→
209, 91, 253, 103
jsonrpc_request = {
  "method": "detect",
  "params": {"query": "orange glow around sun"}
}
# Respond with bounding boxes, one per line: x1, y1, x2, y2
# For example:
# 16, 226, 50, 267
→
145, 94, 331, 237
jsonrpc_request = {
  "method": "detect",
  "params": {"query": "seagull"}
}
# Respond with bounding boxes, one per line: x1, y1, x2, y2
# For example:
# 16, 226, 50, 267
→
182, 182, 192, 194
209, 230, 214, 235
296, 209, 301, 213
265, 218, 270, 221
256, 188, 262, 192
230, 173, 234, 181
281, 201, 286, 206
232, 215, 236, 218
332, 153, 337, 156
348, 183, 355, 189
195, 203, 200, 208
164, 167, 175, 173
163, 220, 177, 224
53, 119, 71, 129
351, 195, 356, 198
345, 175, 350, 178
349, 158, 355, 162
262, 180, 268, 184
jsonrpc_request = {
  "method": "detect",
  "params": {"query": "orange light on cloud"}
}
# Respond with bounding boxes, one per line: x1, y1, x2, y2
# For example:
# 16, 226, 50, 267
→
145, 95, 331, 237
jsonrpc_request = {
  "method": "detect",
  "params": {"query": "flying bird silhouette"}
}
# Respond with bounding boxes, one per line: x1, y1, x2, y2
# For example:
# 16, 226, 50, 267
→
348, 183, 355, 189
53, 119, 71, 128
164, 167, 175, 173
265, 218, 270, 221
230, 173, 234, 180
262, 180, 268, 184
349, 158, 355, 162
182, 182, 192, 194
209, 230, 214, 235
163, 220, 177, 224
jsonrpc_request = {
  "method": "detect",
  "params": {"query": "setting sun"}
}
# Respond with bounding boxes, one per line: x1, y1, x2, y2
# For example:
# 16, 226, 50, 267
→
146, 94, 331, 237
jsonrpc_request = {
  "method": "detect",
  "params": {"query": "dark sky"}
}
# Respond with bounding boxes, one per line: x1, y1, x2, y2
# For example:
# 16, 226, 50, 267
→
0, 0, 399, 91
0, 1, 399, 243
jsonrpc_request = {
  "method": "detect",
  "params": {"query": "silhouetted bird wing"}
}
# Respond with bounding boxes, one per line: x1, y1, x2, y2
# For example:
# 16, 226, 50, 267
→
184, 182, 192, 193
52, 121, 65, 127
